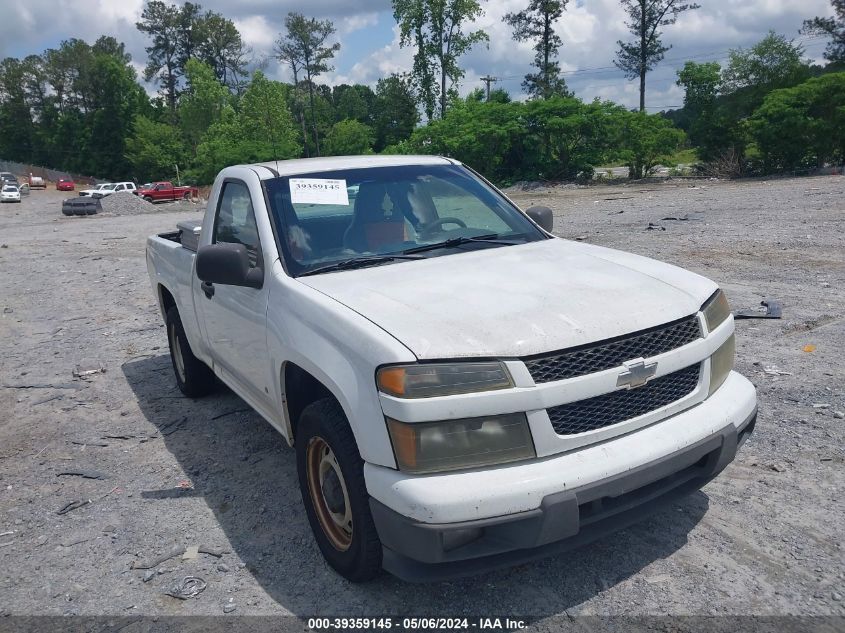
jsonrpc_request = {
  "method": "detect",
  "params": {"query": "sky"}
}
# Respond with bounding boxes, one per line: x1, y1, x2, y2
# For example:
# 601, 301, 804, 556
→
0, 0, 836, 110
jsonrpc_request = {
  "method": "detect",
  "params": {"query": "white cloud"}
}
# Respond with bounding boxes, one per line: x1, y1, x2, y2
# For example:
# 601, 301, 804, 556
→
235, 15, 278, 51
328, 23, 412, 86
337, 13, 379, 35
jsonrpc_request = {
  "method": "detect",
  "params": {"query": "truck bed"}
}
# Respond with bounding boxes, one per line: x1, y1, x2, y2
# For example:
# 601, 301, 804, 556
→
157, 219, 202, 252
146, 231, 206, 360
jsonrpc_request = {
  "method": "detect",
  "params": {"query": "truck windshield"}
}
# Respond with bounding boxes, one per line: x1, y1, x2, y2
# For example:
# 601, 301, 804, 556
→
264, 164, 546, 276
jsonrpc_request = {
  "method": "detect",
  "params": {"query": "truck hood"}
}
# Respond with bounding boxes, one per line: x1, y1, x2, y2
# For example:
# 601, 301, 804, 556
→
299, 239, 717, 359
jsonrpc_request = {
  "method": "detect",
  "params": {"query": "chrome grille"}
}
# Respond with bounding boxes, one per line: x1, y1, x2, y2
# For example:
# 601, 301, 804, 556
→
524, 315, 701, 384
546, 363, 701, 436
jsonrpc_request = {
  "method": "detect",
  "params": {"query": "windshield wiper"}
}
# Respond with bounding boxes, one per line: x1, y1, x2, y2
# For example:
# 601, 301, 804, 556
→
401, 234, 522, 255
299, 254, 423, 277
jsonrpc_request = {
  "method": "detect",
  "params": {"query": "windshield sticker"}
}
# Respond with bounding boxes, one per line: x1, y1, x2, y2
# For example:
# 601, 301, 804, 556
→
289, 178, 349, 206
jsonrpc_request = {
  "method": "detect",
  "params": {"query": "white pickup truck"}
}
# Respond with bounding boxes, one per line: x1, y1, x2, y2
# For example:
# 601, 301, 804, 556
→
79, 181, 137, 198
146, 155, 757, 582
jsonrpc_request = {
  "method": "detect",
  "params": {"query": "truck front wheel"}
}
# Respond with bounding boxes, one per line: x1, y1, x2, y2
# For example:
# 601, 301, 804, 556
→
296, 398, 382, 582
165, 306, 216, 397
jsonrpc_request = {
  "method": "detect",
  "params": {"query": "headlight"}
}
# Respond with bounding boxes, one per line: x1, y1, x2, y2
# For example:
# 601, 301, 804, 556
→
386, 413, 535, 474
709, 333, 735, 396
702, 289, 731, 332
377, 362, 513, 398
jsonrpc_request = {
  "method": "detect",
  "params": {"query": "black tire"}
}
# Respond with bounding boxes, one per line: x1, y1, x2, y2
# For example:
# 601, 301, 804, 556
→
72, 207, 87, 216
61, 206, 73, 216
165, 306, 216, 397
296, 398, 382, 582
144, 196, 154, 203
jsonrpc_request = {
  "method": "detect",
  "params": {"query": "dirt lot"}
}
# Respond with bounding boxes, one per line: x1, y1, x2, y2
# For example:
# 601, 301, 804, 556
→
0, 177, 843, 621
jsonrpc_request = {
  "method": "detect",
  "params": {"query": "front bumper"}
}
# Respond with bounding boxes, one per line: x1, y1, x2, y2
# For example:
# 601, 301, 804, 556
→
367, 371, 757, 582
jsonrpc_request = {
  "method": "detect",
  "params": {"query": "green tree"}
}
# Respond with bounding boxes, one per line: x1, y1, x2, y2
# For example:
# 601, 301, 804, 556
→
324, 119, 375, 155
523, 97, 627, 180
85, 53, 147, 178
615, 0, 700, 112
193, 72, 301, 182
723, 32, 809, 93
675, 61, 743, 162
275, 12, 340, 156
677, 61, 721, 111
504, 0, 570, 99
136, 0, 183, 115
373, 74, 419, 150
179, 59, 230, 153
393, 0, 488, 119
619, 111, 685, 178
750, 72, 845, 172
332, 84, 375, 124
125, 114, 188, 181
175, 2, 204, 67
466, 86, 512, 103
405, 96, 629, 182
194, 11, 250, 93
405, 98, 524, 178
802, 0, 845, 64
0, 58, 37, 162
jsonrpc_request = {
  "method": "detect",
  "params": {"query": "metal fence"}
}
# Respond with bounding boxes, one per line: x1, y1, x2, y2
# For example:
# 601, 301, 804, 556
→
0, 159, 99, 185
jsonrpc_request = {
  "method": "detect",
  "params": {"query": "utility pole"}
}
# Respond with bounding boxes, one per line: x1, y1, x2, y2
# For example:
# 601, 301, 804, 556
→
480, 75, 498, 101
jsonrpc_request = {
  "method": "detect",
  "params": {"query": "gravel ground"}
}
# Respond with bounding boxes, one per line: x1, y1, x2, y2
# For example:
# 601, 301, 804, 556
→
0, 176, 843, 622
50, 188, 203, 217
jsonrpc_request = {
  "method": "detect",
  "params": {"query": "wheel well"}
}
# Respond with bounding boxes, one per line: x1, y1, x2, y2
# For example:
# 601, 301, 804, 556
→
283, 362, 334, 442
159, 285, 176, 317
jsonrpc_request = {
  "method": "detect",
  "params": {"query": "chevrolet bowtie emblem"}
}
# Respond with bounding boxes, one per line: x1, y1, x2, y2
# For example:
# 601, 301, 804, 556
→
617, 358, 658, 389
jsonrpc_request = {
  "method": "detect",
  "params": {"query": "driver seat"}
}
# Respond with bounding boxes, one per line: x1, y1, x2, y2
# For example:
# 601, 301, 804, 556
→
343, 182, 407, 252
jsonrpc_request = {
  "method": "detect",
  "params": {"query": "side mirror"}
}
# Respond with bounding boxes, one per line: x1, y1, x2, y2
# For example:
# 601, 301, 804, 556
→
525, 205, 554, 233
196, 243, 263, 289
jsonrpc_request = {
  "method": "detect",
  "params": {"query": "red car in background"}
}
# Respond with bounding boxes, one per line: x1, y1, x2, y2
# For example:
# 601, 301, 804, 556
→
57, 179, 75, 191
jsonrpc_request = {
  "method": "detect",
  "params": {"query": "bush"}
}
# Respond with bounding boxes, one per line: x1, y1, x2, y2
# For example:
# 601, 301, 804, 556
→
324, 119, 375, 156
750, 72, 845, 173
403, 96, 670, 183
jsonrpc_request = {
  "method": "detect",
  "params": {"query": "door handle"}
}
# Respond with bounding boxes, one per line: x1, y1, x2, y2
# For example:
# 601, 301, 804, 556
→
201, 281, 215, 298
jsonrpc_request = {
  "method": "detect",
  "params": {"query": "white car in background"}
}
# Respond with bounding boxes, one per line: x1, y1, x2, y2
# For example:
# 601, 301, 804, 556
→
79, 182, 137, 198
1, 184, 21, 203
79, 183, 111, 197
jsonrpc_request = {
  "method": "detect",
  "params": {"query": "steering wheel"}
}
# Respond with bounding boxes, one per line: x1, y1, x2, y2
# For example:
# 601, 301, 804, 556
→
418, 217, 467, 238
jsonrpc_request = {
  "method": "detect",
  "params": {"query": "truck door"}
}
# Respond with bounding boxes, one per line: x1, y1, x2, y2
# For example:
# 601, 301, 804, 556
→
197, 179, 273, 409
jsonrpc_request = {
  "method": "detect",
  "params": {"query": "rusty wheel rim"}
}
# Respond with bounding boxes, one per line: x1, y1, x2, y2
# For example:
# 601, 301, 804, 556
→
306, 436, 353, 551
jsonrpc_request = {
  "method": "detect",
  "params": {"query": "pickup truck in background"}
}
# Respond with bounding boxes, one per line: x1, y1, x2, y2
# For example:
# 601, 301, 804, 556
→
137, 181, 198, 202
78, 183, 109, 197
79, 182, 136, 197
146, 155, 757, 583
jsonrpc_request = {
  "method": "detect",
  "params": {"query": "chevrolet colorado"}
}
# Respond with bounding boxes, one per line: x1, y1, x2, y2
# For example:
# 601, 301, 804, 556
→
146, 155, 757, 582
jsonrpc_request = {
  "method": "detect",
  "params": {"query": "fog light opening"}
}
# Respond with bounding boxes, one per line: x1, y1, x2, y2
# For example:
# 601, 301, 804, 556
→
441, 527, 483, 552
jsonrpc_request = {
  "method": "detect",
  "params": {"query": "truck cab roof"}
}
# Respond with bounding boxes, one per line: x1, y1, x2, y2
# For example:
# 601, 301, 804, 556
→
247, 155, 455, 180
